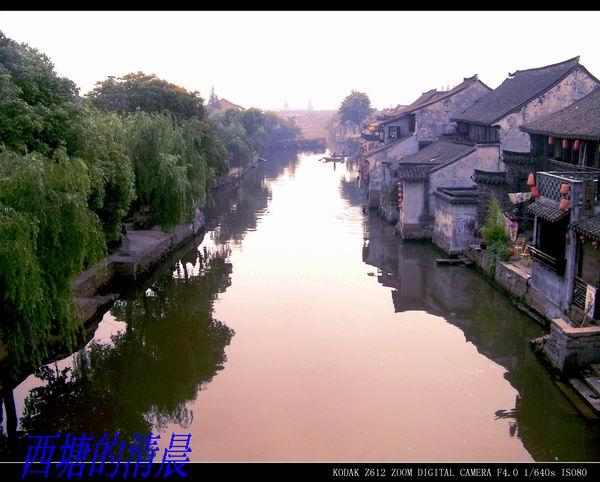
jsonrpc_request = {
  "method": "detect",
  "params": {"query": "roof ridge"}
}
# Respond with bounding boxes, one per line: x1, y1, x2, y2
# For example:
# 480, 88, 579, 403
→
510, 56, 580, 76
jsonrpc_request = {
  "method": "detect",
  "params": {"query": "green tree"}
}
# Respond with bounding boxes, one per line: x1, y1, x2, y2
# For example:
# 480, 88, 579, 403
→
481, 196, 510, 275
207, 86, 220, 112
0, 150, 105, 370
338, 90, 373, 125
88, 72, 206, 121
0, 31, 84, 157
75, 109, 136, 245
481, 196, 508, 247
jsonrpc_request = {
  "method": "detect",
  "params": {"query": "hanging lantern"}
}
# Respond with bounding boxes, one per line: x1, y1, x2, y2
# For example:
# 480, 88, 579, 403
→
574, 139, 582, 151
592, 240, 599, 250
559, 198, 569, 211
548, 136, 555, 145
562, 139, 570, 149
580, 235, 587, 243
527, 173, 536, 187
560, 183, 570, 195
531, 186, 541, 198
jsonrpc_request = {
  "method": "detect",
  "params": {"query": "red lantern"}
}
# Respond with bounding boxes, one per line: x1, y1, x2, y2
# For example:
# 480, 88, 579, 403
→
562, 139, 569, 149
559, 198, 569, 211
574, 139, 582, 151
593, 240, 599, 250
531, 186, 541, 198
548, 136, 555, 145
527, 173, 536, 187
580, 235, 587, 242
560, 183, 570, 195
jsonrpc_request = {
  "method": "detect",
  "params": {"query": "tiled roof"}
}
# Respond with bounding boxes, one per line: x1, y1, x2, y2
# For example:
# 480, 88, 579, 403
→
527, 200, 568, 222
218, 98, 244, 110
378, 75, 488, 126
452, 57, 591, 126
520, 87, 600, 141
571, 215, 600, 240
434, 187, 479, 204
395, 139, 476, 171
397, 164, 431, 181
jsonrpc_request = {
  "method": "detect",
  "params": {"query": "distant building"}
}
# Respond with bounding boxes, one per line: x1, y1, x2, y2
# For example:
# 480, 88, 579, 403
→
217, 98, 244, 111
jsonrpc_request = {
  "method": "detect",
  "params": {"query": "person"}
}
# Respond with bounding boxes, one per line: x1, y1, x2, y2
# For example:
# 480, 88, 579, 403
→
121, 223, 130, 254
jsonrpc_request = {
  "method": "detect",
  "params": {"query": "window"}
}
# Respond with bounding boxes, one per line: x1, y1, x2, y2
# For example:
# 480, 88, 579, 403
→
388, 126, 400, 139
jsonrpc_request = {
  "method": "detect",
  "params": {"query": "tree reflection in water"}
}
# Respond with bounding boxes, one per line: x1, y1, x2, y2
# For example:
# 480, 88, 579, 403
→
20, 245, 235, 443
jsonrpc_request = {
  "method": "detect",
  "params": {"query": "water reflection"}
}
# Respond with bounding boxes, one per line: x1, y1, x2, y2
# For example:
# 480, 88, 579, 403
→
19, 245, 234, 442
354, 192, 600, 460
3, 149, 600, 462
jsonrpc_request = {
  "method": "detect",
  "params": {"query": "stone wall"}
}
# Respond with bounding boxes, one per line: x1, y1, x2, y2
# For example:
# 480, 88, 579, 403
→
416, 80, 492, 143
530, 261, 567, 305
433, 195, 478, 255
543, 317, 600, 375
495, 262, 529, 298
367, 134, 419, 164
381, 116, 412, 144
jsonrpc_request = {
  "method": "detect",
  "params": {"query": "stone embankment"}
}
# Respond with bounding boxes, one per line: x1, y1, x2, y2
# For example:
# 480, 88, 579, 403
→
463, 245, 600, 416
0, 160, 257, 364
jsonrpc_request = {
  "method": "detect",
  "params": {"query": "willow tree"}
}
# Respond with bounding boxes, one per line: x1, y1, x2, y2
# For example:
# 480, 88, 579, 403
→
0, 150, 105, 370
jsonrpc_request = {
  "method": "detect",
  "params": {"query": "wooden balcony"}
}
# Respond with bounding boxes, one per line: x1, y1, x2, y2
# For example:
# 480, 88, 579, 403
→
529, 246, 566, 275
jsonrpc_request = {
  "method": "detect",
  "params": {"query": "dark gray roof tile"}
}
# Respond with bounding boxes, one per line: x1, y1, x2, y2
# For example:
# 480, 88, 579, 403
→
520, 87, 600, 141
394, 139, 476, 171
571, 215, 600, 240
452, 57, 588, 126
527, 200, 568, 222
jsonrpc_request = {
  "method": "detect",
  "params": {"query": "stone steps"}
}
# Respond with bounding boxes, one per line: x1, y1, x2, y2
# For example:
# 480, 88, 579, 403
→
568, 377, 600, 414
554, 380, 599, 420
583, 376, 600, 398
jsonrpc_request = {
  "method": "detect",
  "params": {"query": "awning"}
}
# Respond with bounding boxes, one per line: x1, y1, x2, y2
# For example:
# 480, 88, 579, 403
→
527, 201, 568, 222
570, 215, 600, 241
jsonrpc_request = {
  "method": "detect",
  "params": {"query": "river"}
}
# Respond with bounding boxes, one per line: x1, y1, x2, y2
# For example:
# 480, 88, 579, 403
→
3, 149, 600, 461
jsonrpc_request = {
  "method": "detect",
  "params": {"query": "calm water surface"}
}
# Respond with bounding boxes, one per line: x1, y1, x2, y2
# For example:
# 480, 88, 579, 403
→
6, 149, 600, 461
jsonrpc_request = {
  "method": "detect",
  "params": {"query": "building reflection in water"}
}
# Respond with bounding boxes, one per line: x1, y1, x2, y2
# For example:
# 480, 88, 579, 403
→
340, 169, 600, 462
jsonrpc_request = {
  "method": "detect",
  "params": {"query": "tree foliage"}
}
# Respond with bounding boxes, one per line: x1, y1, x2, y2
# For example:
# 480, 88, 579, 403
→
481, 196, 508, 247
481, 196, 510, 276
21, 246, 234, 440
0, 31, 84, 157
88, 72, 206, 121
124, 112, 228, 229
210, 108, 300, 168
0, 151, 105, 370
75, 109, 136, 245
338, 90, 373, 125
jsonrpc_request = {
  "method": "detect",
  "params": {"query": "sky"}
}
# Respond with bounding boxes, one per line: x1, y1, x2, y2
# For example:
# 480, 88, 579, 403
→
2, 11, 600, 112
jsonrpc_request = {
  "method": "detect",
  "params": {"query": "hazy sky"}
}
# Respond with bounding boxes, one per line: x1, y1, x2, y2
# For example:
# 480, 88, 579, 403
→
2, 11, 600, 111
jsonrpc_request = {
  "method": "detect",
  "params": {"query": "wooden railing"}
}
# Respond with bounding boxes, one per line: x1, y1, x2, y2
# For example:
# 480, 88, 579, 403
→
572, 276, 587, 311
361, 133, 381, 142
529, 246, 566, 275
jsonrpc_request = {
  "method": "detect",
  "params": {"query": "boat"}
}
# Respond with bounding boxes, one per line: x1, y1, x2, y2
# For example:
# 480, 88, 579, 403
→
318, 153, 346, 163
